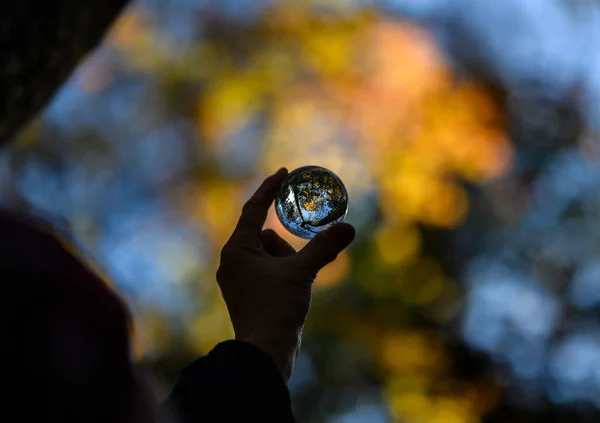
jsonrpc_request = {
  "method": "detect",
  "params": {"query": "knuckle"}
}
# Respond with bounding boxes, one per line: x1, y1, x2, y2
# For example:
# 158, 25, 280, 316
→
216, 266, 224, 282
216, 258, 234, 284
220, 244, 237, 262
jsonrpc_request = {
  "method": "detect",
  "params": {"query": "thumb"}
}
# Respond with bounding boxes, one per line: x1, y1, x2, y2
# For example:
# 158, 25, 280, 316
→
294, 223, 355, 272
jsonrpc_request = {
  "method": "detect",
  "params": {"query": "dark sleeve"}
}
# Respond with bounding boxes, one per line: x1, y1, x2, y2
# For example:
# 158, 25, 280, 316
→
162, 340, 295, 423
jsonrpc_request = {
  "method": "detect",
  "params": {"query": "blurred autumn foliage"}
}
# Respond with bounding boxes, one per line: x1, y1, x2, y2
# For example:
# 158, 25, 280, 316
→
3, 0, 600, 422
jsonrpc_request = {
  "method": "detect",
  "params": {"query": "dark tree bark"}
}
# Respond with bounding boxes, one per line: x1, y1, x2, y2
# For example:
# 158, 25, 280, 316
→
0, 1, 130, 146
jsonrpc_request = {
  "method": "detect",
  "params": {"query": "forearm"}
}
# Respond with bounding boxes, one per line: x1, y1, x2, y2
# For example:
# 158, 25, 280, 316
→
162, 340, 295, 423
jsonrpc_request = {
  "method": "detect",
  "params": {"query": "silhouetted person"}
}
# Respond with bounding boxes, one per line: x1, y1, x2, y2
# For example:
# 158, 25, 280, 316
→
2, 168, 356, 422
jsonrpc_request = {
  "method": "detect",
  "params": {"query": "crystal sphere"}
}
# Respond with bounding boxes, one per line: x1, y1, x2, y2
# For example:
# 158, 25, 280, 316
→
275, 166, 349, 239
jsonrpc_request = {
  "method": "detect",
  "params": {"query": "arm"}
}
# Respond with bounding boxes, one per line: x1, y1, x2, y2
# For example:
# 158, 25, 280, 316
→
162, 341, 294, 423
162, 168, 355, 423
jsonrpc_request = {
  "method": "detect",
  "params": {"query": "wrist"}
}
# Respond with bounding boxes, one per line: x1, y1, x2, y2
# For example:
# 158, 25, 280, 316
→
237, 330, 302, 382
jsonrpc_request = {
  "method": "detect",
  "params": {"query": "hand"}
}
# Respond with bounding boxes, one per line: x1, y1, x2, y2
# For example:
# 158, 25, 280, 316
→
216, 168, 355, 381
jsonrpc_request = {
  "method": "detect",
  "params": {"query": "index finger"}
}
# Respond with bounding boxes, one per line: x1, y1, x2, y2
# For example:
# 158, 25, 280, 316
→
232, 167, 288, 241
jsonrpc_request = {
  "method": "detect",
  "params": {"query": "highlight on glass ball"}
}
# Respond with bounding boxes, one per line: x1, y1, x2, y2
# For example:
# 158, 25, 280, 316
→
275, 165, 349, 239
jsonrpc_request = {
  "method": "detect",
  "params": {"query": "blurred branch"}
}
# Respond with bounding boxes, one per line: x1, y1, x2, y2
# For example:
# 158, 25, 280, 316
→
0, 0, 130, 146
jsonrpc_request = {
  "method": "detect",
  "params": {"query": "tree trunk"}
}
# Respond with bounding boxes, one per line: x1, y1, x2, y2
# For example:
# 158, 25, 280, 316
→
0, 0, 130, 146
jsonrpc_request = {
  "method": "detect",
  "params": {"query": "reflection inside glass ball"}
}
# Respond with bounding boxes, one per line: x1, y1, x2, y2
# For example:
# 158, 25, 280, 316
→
275, 166, 349, 239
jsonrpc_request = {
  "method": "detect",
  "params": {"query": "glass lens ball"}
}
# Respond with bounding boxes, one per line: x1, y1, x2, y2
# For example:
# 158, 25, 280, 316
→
275, 166, 349, 239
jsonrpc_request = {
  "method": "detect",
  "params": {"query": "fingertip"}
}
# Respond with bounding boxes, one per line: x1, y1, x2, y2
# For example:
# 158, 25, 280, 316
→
272, 167, 288, 180
314, 223, 355, 259
259, 167, 287, 195
273, 167, 288, 184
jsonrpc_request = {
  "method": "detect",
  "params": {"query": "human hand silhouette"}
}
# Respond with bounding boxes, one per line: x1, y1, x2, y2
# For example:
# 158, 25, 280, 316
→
217, 168, 355, 381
